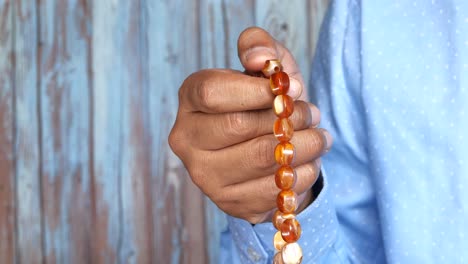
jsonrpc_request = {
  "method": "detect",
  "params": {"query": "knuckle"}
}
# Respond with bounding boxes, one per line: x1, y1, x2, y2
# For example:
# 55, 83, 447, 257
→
247, 137, 276, 171
187, 152, 228, 201
213, 195, 243, 217
306, 129, 327, 156
196, 77, 219, 111
178, 80, 186, 102
187, 163, 209, 192
185, 151, 213, 192
213, 191, 236, 207
224, 111, 256, 139
182, 70, 221, 112
168, 128, 184, 155
180, 71, 198, 102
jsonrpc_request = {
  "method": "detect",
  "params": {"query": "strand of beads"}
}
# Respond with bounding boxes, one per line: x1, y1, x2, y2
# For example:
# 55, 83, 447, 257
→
262, 60, 303, 264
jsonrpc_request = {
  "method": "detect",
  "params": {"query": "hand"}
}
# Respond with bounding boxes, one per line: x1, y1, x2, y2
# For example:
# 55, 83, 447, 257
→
169, 27, 332, 224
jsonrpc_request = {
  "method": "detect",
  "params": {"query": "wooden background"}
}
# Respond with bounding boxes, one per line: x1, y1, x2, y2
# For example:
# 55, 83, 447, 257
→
0, 0, 329, 263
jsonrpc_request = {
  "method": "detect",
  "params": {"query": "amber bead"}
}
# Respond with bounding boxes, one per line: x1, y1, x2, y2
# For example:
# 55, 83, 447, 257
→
281, 242, 303, 264
274, 231, 287, 251
280, 218, 302, 243
273, 252, 284, 264
275, 142, 295, 165
262, 59, 283, 77
277, 190, 298, 214
273, 95, 294, 118
275, 166, 297, 190
274, 118, 294, 142
270, 71, 290, 95
273, 210, 296, 230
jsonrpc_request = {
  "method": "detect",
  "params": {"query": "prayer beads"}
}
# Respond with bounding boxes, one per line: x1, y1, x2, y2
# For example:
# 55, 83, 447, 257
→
275, 166, 297, 190
273, 95, 294, 118
270, 71, 290, 95
262, 59, 303, 264
277, 190, 298, 214
274, 142, 295, 165
280, 218, 302, 243
274, 118, 294, 142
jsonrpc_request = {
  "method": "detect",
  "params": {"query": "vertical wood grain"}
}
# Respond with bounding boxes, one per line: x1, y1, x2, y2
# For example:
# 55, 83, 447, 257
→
116, 0, 154, 262
13, 0, 43, 262
149, 0, 206, 263
90, 0, 122, 262
38, 0, 93, 262
2, 1, 331, 263
218, 0, 255, 70
93, 1, 154, 263
0, 0, 16, 262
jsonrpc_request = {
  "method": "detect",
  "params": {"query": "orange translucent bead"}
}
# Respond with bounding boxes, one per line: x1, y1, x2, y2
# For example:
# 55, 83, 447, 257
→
262, 59, 283, 77
275, 142, 295, 165
272, 210, 283, 230
274, 118, 294, 142
270, 71, 290, 95
273, 252, 284, 264
280, 218, 302, 243
273, 95, 294, 118
274, 231, 287, 251
281, 242, 303, 264
272, 210, 296, 230
277, 190, 298, 214
275, 166, 297, 190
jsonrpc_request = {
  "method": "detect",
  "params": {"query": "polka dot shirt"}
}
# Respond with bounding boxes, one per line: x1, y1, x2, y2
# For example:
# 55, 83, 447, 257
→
221, 0, 468, 263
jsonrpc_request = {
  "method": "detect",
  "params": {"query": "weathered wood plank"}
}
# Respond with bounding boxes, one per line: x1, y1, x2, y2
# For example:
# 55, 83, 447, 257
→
4, 1, 331, 263
200, 0, 228, 69
90, 0, 123, 262
93, 1, 154, 263
0, 0, 16, 262
223, 0, 255, 70
38, 0, 93, 262
255, 0, 310, 86
149, 0, 208, 263
13, 0, 43, 263
116, 1, 154, 262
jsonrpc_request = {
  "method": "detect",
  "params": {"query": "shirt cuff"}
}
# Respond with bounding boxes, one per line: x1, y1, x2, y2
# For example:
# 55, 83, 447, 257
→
227, 168, 339, 263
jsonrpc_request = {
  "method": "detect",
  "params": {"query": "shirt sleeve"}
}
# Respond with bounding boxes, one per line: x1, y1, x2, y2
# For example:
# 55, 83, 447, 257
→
221, 0, 385, 263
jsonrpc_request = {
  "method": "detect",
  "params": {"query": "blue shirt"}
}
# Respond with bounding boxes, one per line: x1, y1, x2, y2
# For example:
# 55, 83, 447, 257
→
221, 0, 468, 263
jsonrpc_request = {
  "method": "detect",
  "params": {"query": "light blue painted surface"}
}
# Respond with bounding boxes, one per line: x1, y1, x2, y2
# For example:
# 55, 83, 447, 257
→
38, 0, 92, 262
0, 0, 328, 262
0, 0, 15, 262
13, 0, 43, 263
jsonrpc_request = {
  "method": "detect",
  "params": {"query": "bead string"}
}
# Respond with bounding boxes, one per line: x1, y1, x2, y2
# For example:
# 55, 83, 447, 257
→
262, 60, 303, 264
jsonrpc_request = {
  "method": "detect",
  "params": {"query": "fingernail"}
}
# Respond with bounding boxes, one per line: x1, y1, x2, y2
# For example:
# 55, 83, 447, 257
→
314, 158, 322, 170
244, 46, 277, 62
308, 104, 321, 128
287, 79, 302, 99
319, 129, 333, 152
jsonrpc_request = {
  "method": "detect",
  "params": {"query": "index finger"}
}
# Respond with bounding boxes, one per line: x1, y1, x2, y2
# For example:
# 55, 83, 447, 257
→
180, 69, 274, 113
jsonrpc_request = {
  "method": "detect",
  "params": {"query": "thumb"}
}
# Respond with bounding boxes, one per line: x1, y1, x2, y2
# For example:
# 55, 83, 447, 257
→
237, 27, 305, 99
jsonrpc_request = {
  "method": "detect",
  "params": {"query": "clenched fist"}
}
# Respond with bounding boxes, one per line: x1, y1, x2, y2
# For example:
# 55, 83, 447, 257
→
169, 27, 332, 224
